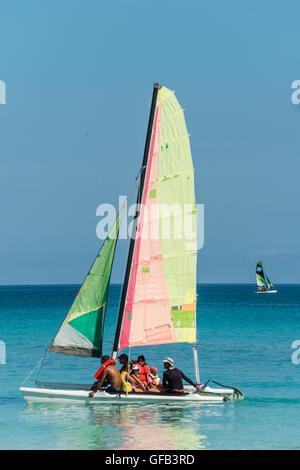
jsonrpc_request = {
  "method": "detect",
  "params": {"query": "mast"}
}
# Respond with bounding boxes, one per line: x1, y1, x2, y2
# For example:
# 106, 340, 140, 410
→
112, 82, 160, 358
193, 345, 200, 385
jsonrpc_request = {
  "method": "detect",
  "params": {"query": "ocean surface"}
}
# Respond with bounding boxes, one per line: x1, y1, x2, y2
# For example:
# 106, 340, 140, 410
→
0, 284, 300, 450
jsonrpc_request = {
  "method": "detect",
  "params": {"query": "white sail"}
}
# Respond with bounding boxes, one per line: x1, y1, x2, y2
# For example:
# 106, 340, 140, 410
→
265, 274, 274, 288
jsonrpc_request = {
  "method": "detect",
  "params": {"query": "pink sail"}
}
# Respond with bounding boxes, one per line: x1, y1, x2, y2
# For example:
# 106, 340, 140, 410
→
120, 105, 177, 349
119, 86, 197, 350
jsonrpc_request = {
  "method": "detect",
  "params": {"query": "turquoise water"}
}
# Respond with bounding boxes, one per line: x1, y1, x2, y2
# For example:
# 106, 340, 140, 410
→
0, 284, 300, 450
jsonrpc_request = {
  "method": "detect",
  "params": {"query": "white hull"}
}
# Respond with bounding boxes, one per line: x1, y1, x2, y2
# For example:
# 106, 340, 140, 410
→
20, 382, 236, 404
256, 289, 277, 294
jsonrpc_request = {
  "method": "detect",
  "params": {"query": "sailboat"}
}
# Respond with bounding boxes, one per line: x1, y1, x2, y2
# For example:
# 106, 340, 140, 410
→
20, 83, 243, 404
255, 261, 277, 293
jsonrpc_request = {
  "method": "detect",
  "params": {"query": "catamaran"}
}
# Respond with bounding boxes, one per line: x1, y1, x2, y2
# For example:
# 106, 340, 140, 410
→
255, 261, 277, 293
20, 83, 243, 404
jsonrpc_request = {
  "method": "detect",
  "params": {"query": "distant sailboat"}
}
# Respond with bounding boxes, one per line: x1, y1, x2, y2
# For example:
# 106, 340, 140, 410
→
255, 261, 277, 293
20, 83, 243, 404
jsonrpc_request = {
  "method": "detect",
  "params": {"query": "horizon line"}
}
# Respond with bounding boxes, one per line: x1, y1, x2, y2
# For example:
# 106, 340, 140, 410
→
0, 282, 298, 287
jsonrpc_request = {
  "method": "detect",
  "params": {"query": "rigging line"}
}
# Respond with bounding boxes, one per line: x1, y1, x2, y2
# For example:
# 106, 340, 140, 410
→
135, 165, 147, 182
22, 349, 47, 386
202, 379, 244, 400
126, 347, 131, 397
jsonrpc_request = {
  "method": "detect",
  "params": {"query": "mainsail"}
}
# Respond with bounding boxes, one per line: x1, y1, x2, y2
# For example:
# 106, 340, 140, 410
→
114, 85, 197, 352
256, 261, 267, 288
49, 209, 124, 357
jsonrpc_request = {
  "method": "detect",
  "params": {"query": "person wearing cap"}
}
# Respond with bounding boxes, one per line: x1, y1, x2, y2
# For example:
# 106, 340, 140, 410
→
129, 361, 140, 380
162, 357, 201, 393
129, 361, 147, 392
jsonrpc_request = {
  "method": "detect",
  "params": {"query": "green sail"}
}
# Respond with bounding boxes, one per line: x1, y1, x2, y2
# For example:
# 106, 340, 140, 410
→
256, 260, 267, 287
49, 209, 123, 357
266, 274, 273, 288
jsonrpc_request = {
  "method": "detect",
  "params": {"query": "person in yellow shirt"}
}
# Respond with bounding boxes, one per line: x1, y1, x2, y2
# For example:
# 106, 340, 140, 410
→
120, 361, 146, 393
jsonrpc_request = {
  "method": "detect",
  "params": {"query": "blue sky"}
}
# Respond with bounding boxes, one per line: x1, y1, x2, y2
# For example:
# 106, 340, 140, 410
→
0, 1, 300, 284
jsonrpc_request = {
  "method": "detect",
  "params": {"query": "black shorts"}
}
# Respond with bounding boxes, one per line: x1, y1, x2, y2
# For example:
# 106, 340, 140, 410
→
101, 384, 121, 394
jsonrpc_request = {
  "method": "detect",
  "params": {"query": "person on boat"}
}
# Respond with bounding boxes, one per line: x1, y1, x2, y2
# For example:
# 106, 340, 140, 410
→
162, 357, 201, 393
117, 353, 128, 369
147, 366, 164, 393
120, 361, 146, 393
118, 353, 144, 388
129, 361, 140, 379
137, 355, 150, 387
89, 355, 121, 397
149, 366, 161, 385
131, 362, 149, 391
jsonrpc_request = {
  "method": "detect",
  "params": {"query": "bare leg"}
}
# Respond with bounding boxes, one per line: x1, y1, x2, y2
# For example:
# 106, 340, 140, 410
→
148, 384, 165, 393
133, 387, 146, 393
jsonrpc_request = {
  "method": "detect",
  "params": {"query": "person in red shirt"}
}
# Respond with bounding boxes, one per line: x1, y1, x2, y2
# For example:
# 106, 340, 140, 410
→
137, 355, 150, 387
